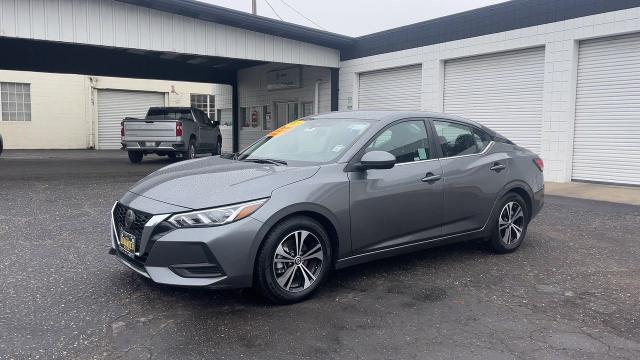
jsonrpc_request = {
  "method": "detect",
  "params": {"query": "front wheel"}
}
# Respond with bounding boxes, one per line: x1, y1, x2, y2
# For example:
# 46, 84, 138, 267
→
128, 151, 143, 164
255, 216, 332, 304
488, 192, 529, 254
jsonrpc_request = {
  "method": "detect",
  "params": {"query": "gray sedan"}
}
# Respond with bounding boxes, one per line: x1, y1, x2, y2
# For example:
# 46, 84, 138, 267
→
110, 111, 544, 303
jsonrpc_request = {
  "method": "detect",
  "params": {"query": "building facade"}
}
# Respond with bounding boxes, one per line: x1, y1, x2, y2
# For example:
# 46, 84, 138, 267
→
338, 3, 640, 185
1, 0, 639, 185
0, 70, 235, 151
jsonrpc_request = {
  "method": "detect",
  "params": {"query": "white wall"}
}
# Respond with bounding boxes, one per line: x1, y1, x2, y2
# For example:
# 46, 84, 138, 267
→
237, 64, 331, 150
0, 0, 339, 68
0, 71, 90, 149
0, 70, 225, 149
339, 7, 640, 182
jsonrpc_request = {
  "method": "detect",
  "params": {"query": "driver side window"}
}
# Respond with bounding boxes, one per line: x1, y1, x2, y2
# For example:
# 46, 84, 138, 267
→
367, 120, 431, 164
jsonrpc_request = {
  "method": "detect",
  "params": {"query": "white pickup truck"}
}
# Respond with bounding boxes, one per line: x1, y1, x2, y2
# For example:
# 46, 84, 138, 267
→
121, 107, 222, 163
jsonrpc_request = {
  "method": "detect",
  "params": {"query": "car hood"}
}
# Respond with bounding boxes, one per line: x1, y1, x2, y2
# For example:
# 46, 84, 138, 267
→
128, 157, 320, 210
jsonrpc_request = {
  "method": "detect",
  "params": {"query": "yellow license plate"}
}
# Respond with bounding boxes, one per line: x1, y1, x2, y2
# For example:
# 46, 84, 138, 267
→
119, 231, 136, 258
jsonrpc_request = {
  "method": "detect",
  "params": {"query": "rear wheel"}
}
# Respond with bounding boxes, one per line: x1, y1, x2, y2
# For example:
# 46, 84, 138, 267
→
127, 151, 143, 164
213, 137, 222, 156
255, 216, 332, 304
488, 192, 529, 253
183, 139, 196, 160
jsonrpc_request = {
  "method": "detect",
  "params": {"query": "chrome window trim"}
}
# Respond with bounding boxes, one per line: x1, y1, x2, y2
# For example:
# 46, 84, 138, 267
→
438, 141, 495, 161
395, 158, 440, 166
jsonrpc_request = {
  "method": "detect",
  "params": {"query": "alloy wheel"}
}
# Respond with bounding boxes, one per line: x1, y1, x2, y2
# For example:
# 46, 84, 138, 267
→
272, 230, 324, 293
498, 201, 525, 245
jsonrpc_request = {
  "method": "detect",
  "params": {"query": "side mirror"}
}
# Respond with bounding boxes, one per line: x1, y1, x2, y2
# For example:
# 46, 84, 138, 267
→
212, 120, 220, 127
359, 151, 396, 170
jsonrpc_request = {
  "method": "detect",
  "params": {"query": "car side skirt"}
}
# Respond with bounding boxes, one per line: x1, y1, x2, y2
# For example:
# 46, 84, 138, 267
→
335, 228, 486, 270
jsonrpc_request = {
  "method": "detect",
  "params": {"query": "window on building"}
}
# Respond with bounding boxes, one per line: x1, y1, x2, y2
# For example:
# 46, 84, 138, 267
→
1, 82, 31, 122
367, 120, 431, 164
433, 120, 490, 157
190, 94, 215, 119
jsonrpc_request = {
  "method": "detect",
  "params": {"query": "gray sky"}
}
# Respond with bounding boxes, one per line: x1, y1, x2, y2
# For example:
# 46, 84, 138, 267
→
198, 0, 509, 37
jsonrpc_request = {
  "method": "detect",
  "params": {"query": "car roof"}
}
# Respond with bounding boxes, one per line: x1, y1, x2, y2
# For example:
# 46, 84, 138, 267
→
312, 110, 487, 129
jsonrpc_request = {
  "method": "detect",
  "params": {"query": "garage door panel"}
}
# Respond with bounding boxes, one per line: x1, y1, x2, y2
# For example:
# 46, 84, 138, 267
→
97, 90, 165, 149
573, 33, 640, 185
444, 47, 545, 154
358, 65, 422, 111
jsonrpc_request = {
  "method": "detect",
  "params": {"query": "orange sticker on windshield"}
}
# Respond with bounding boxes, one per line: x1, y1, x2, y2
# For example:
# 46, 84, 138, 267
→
267, 120, 305, 138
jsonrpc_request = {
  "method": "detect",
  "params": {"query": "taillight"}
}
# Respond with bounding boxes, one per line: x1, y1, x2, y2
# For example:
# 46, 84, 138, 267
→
176, 121, 183, 136
120, 121, 125, 137
533, 158, 544, 172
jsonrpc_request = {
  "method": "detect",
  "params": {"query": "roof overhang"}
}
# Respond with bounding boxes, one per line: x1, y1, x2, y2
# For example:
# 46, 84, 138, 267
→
116, 0, 354, 50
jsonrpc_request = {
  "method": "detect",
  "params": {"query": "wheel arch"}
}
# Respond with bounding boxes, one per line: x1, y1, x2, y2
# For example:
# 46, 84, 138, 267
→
482, 180, 535, 232
249, 203, 343, 284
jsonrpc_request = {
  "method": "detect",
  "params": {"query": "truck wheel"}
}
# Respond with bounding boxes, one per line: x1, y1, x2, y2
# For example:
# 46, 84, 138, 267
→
183, 139, 196, 160
128, 151, 143, 164
213, 137, 222, 156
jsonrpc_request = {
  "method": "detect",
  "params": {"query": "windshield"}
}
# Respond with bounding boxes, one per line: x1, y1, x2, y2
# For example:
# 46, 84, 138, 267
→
238, 118, 372, 164
146, 109, 192, 121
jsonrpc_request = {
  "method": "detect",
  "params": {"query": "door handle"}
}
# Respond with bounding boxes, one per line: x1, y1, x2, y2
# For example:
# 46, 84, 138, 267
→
490, 163, 507, 172
422, 173, 442, 183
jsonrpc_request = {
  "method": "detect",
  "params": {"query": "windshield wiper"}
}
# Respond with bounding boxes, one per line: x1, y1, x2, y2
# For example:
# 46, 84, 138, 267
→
242, 158, 288, 166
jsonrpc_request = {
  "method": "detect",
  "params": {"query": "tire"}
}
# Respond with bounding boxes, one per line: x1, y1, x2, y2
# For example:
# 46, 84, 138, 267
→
128, 151, 143, 164
183, 139, 196, 160
488, 192, 529, 254
213, 137, 222, 156
255, 216, 332, 304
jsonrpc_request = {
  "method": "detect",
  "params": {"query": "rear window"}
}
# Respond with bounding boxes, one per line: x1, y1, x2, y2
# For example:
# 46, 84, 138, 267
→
146, 109, 192, 121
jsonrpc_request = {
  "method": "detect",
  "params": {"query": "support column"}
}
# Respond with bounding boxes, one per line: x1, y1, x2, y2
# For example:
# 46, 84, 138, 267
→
231, 74, 240, 153
330, 68, 339, 112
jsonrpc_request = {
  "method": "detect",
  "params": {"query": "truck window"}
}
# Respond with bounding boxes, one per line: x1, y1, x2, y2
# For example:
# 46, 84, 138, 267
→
146, 108, 192, 121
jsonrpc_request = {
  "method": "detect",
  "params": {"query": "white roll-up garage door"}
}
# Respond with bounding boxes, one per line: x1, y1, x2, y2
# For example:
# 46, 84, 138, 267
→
573, 33, 640, 185
444, 47, 545, 154
97, 90, 165, 149
358, 65, 422, 110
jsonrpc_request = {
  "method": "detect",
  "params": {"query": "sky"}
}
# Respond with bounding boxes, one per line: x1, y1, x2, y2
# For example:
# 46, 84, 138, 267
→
198, 0, 510, 37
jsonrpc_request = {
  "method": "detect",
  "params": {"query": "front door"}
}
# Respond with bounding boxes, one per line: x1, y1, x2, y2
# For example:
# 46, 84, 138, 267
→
432, 119, 509, 235
349, 119, 444, 254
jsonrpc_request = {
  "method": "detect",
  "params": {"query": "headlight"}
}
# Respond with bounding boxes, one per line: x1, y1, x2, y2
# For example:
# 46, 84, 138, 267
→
167, 199, 268, 228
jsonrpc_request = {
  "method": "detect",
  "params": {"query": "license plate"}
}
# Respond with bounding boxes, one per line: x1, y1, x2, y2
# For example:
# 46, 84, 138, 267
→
145, 142, 156, 147
119, 231, 137, 258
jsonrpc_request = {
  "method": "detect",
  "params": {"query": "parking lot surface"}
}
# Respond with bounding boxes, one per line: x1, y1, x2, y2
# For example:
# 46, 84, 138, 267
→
1, 151, 639, 360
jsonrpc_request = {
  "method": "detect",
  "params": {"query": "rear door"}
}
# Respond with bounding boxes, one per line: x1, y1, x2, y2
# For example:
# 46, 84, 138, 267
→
349, 119, 444, 254
431, 119, 509, 235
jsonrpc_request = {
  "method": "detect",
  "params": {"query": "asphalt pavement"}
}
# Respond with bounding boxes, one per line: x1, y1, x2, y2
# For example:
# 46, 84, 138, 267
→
1, 150, 639, 360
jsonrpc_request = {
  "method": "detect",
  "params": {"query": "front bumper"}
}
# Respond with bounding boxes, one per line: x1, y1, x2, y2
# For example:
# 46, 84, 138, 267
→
110, 203, 264, 289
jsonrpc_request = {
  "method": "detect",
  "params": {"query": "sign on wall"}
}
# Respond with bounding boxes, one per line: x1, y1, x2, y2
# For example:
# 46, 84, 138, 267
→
267, 67, 302, 91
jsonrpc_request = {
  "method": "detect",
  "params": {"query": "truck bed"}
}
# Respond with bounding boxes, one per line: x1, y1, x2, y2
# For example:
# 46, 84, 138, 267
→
122, 119, 179, 142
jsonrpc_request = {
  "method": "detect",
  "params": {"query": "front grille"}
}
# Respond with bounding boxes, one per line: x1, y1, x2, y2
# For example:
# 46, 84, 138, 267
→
113, 203, 152, 254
